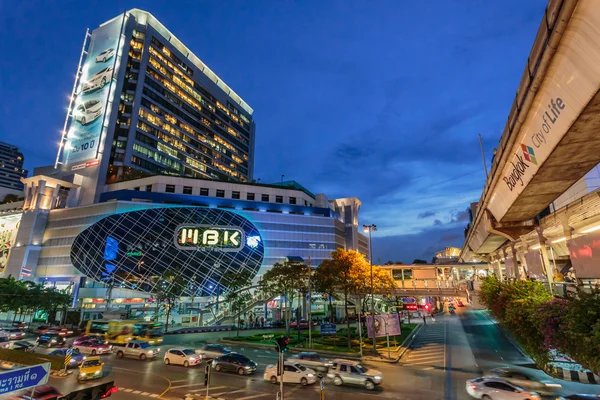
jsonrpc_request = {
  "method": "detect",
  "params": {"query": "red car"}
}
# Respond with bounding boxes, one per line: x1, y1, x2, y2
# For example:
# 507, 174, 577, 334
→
457, 300, 465, 307
9, 385, 62, 400
290, 319, 310, 329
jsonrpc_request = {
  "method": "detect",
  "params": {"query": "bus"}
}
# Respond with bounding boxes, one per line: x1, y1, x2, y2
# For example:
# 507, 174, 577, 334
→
85, 320, 163, 345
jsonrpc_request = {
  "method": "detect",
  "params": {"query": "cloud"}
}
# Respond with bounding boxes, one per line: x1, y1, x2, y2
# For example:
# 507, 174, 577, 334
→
433, 219, 443, 226
439, 232, 463, 242
452, 210, 470, 223
418, 211, 436, 219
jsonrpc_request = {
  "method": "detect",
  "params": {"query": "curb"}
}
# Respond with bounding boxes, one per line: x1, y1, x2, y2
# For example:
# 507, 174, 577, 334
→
218, 339, 361, 359
398, 324, 423, 360
166, 326, 233, 335
546, 364, 600, 385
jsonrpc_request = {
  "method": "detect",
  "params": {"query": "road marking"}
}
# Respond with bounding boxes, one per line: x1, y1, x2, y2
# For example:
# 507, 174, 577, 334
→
123, 389, 133, 392
212, 388, 248, 396
170, 379, 189, 383
188, 386, 227, 392
237, 393, 272, 400
150, 394, 160, 398
141, 392, 150, 396
171, 383, 210, 389
132, 390, 142, 394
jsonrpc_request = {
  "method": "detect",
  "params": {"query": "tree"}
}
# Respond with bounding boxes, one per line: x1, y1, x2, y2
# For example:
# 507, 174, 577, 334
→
412, 259, 428, 264
152, 269, 186, 333
222, 271, 253, 337
261, 260, 310, 335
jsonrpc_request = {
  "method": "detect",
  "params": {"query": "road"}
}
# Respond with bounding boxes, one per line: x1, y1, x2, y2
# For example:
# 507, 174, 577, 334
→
16, 307, 600, 399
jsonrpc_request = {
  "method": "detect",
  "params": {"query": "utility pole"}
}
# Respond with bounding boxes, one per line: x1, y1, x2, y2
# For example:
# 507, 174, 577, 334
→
478, 133, 488, 178
307, 256, 312, 349
363, 224, 377, 354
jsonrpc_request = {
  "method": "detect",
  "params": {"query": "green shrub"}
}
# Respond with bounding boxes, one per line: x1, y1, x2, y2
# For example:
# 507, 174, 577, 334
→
0, 349, 64, 370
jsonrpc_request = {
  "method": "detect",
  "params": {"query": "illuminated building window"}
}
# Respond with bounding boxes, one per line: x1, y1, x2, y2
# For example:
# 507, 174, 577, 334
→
262, 194, 269, 202
289, 197, 296, 205
200, 188, 209, 196
247, 193, 255, 201
183, 186, 193, 195
146, 185, 152, 192
165, 185, 175, 193
216, 189, 225, 198
232, 191, 240, 199
276, 196, 283, 204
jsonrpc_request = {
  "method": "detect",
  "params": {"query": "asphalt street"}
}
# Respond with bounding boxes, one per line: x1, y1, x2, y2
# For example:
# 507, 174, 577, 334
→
14, 307, 600, 400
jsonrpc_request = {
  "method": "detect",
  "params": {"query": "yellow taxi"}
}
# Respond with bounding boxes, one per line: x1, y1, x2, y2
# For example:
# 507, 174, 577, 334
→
77, 356, 104, 381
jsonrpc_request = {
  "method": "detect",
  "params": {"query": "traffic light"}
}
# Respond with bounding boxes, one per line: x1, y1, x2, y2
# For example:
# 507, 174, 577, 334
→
275, 336, 290, 353
59, 381, 117, 400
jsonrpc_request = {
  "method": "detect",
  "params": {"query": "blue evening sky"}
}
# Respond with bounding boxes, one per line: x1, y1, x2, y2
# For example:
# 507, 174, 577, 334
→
0, 1, 547, 263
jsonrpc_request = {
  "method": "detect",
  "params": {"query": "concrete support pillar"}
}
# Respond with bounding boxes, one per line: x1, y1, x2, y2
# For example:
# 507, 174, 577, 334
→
509, 242, 520, 279
536, 228, 555, 294
493, 251, 503, 281
558, 213, 573, 241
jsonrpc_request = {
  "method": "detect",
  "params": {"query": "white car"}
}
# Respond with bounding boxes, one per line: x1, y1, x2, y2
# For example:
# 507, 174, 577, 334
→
96, 48, 115, 63
164, 348, 202, 367
264, 361, 317, 386
82, 66, 113, 93
73, 100, 103, 125
466, 377, 541, 399
1, 328, 25, 340
487, 367, 561, 395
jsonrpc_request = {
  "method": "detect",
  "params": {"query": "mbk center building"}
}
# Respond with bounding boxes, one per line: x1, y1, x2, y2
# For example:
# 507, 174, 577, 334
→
0, 9, 368, 322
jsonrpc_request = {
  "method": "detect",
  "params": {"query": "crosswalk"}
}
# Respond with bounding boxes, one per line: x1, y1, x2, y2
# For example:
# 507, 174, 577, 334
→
401, 323, 446, 370
181, 384, 275, 400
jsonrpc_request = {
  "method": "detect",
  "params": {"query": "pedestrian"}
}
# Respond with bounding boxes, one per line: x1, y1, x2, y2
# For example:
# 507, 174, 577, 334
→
422, 314, 427, 325
261, 316, 265, 327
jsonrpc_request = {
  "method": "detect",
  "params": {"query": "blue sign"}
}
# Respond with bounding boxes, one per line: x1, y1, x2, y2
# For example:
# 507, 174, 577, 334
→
320, 323, 336, 335
402, 297, 416, 303
0, 363, 50, 395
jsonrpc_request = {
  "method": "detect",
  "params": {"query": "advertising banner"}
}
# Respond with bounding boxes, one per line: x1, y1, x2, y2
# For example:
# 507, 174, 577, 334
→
366, 314, 401, 339
568, 231, 600, 278
62, 16, 124, 165
524, 250, 545, 277
0, 214, 22, 275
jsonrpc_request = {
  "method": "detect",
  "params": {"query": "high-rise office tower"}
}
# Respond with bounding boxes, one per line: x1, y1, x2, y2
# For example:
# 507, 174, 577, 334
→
0, 142, 28, 198
53, 9, 255, 204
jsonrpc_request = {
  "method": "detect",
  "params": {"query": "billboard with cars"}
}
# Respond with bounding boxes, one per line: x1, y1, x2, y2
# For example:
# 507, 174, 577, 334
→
61, 15, 124, 165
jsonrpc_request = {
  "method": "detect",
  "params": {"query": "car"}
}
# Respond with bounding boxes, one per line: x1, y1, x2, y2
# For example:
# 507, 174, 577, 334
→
82, 66, 113, 93
33, 325, 53, 335
1, 328, 26, 340
196, 344, 231, 359
290, 319, 311, 329
73, 99, 103, 125
74, 340, 112, 355
164, 348, 202, 367
0, 336, 11, 349
77, 356, 104, 381
487, 367, 562, 394
264, 361, 317, 386
115, 340, 160, 360
11, 340, 35, 352
288, 352, 332, 372
36, 334, 66, 347
49, 348, 86, 368
211, 353, 257, 375
73, 335, 106, 346
96, 48, 115, 63
466, 377, 541, 399
327, 359, 383, 390
8, 384, 62, 400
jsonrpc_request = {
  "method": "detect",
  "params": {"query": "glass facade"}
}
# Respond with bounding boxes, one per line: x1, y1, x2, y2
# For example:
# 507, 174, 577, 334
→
104, 11, 255, 184
0, 142, 27, 193
70, 207, 264, 297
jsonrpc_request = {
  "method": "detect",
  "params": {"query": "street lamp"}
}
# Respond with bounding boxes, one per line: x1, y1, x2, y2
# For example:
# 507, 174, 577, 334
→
363, 223, 377, 353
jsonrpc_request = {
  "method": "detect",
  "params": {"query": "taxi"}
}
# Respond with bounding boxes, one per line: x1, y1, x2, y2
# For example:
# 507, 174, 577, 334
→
77, 356, 104, 382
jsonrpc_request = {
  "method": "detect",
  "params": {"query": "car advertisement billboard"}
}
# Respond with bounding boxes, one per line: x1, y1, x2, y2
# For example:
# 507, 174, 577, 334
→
366, 314, 401, 338
61, 16, 124, 165
0, 214, 22, 275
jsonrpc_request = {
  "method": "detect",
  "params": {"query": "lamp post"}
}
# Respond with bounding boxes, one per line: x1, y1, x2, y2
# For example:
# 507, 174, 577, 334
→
363, 224, 377, 353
